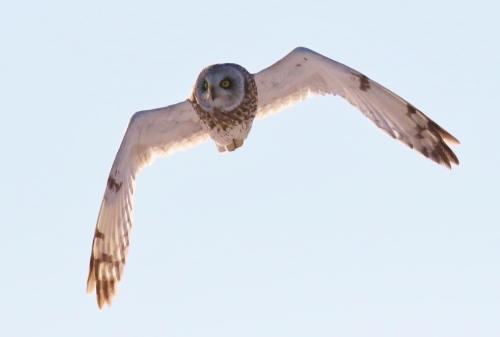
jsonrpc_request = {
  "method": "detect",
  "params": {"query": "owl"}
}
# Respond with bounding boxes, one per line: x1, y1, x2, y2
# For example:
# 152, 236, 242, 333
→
87, 47, 460, 308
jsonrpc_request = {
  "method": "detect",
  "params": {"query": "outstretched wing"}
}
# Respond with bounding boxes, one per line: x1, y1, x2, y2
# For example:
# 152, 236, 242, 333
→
87, 100, 208, 308
254, 47, 459, 168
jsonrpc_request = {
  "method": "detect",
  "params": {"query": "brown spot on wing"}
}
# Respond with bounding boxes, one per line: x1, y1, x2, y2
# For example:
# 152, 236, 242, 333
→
359, 74, 371, 92
407, 104, 417, 114
414, 123, 426, 140
107, 176, 123, 193
98, 253, 126, 269
421, 147, 430, 158
94, 228, 105, 240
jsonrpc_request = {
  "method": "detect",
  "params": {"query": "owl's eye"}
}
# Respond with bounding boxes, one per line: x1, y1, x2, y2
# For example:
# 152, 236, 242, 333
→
203, 81, 208, 90
220, 79, 231, 88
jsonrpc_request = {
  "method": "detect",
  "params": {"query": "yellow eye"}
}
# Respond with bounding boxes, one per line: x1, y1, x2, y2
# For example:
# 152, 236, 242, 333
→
220, 79, 231, 88
203, 81, 208, 90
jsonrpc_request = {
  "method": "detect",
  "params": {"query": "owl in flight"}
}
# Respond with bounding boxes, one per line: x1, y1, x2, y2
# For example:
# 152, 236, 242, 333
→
87, 47, 460, 308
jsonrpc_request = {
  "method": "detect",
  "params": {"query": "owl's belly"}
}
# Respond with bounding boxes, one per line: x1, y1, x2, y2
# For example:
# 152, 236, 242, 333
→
194, 102, 257, 148
202, 119, 254, 147
190, 84, 258, 150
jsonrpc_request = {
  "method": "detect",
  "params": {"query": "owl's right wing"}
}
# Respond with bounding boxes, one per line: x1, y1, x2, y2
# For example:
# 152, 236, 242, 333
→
86, 100, 208, 308
254, 47, 459, 168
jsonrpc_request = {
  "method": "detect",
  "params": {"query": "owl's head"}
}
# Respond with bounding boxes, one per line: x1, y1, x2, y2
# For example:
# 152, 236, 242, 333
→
192, 63, 248, 112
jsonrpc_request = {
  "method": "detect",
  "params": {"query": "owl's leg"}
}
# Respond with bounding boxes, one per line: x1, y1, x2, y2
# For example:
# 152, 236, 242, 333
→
233, 139, 244, 149
217, 139, 244, 153
225, 139, 244, 152
216, 144, 227, 153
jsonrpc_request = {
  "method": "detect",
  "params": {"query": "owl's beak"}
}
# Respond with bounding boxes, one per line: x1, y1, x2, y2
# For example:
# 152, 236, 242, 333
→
209, 87, 216, 101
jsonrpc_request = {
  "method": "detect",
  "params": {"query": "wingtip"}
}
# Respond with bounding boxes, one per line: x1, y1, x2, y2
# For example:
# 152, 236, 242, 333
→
86, 257, 96, 294
434, 124, 460, 146
97, 295, 109, 309
441, 148, 460, 169
290, 46, 316, 56
443, 133, 460, 146
86, 259, 113, 309
87, 274, 106, 309
442, 160, 455, 170
86, 278, 95, 295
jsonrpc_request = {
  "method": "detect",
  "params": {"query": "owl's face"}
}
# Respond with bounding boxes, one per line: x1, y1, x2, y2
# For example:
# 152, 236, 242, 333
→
193, 64, 246, 112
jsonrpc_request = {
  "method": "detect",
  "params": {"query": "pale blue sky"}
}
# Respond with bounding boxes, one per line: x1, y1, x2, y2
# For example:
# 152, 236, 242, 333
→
1, 0, 499, 336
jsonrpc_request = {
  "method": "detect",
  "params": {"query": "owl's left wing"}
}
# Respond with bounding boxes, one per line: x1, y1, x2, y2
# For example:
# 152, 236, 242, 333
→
254, 47, 459, 168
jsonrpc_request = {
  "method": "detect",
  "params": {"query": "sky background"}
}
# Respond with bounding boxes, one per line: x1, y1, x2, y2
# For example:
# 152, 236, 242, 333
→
1, 0, 499, 336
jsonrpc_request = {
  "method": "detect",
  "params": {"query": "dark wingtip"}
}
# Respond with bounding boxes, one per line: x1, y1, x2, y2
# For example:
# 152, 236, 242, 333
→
96, 280, 115, 309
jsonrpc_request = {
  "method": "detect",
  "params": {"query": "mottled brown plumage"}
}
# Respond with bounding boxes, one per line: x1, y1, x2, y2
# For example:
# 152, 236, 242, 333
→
189, 63, 258, 152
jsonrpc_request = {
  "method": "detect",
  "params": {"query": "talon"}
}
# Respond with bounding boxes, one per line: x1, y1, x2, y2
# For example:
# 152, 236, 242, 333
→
233, 139, 244, 149
225, 141, 236, 152
225, 139, 244, 152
